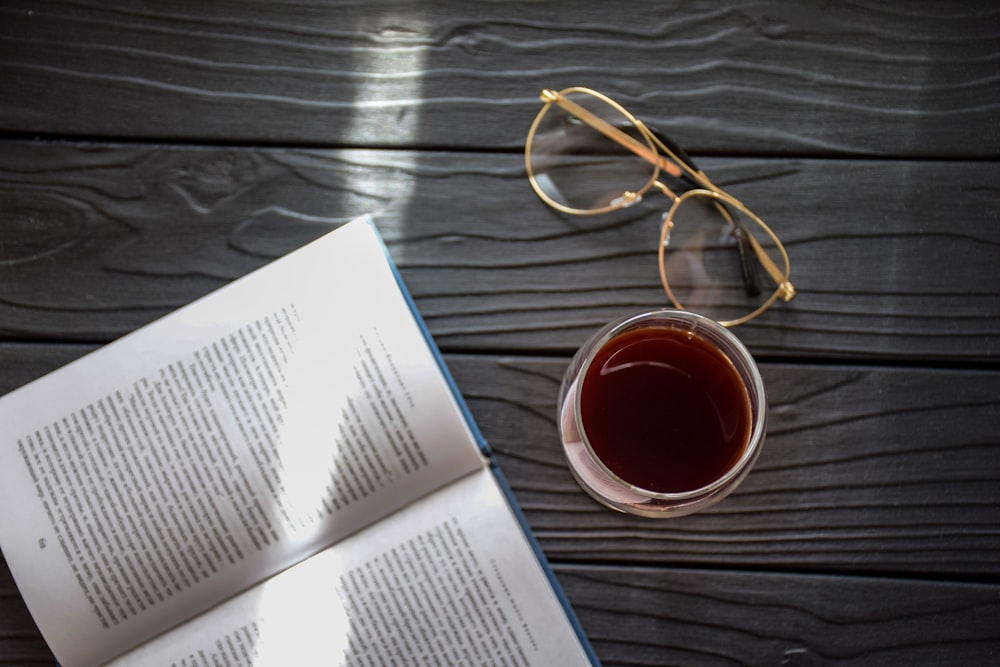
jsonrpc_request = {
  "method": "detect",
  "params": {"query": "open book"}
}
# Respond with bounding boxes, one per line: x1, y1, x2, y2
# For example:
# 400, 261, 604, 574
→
0, 217, 598, 667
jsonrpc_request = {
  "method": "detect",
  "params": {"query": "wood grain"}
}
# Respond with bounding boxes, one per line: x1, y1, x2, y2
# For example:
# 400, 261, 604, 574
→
0, 558, 52, 665
0, 1, 997, 157
1, 143, 998, 360
555, 565, 1000, 667
452, 355, 1000, 578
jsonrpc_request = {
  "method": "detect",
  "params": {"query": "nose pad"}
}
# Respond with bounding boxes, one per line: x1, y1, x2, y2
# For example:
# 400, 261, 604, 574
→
611, 191, 642, 208
661, 213, 674, 247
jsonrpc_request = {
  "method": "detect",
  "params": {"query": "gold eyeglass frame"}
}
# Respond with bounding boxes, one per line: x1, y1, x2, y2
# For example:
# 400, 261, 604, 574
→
525, 86, 795, 327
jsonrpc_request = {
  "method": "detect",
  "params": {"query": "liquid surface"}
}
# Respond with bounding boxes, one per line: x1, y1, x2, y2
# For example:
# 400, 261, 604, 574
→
579, 325, 751, 493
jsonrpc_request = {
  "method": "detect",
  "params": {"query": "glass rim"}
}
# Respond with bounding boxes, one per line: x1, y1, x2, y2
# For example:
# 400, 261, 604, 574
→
572, 309, 768, 501
525, 87, 661, 216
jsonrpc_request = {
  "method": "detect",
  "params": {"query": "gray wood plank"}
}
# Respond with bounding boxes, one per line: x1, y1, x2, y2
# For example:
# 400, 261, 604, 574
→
555, 565, 1000, 667
3, 346, 998, 577
0, 1, 997, 157
450, 355, 1000, 578
0, 559, 53, 665
2, 142, 998, 360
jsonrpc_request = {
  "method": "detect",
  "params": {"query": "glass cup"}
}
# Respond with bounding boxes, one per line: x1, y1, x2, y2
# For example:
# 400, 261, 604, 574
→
558, 310, 767, 518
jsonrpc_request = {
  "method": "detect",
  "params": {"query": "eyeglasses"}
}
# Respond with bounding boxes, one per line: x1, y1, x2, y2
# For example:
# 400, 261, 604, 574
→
525, 87, 795, 327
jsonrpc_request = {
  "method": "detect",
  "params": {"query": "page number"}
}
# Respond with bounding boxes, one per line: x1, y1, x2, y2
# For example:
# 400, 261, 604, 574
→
38, 538, 46, 550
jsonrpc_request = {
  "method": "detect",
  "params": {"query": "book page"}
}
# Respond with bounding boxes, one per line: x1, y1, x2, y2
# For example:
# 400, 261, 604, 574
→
0, 218, 485, 667
108, 467, 593, 667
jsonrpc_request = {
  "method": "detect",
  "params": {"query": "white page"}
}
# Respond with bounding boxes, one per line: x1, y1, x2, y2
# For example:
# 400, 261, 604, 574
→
0, 218, 484, 667
108, 467, 593, 667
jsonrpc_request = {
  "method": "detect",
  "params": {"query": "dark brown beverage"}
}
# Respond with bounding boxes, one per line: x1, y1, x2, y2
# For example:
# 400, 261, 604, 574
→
579, 325, 751, 494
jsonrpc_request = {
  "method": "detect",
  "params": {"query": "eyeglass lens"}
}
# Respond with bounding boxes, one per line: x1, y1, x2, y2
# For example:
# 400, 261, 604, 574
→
662, 193, 786, 323
527, 90, 657, 212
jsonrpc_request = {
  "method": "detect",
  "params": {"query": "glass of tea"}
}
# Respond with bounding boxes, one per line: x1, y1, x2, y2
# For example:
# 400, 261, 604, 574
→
558, 310, 767, 518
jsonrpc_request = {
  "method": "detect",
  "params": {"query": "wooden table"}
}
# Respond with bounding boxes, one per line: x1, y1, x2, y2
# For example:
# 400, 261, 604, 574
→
2, 2, 998, 664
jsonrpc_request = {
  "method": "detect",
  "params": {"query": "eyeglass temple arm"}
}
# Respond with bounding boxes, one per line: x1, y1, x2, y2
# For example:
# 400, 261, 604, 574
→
741, 223, 795, 302
733, 225, 762, 297
715, 203, 769, 298
646, 127, 702, 176
541, 89, 684, 179
742, 227, 795, 301
713, 198, 794, 300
